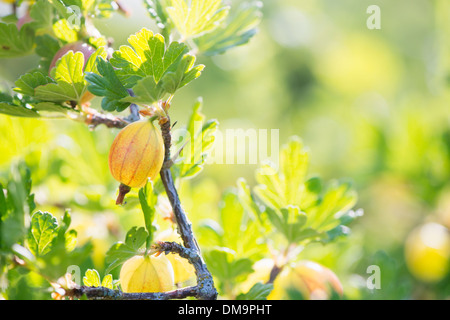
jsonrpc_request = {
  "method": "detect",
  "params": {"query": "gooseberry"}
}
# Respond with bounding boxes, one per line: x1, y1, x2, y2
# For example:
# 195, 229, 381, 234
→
120, 254, 174, 293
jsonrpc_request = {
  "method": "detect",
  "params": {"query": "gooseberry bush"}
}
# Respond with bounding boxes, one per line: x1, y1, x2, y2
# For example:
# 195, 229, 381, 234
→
0, 0, 362, 300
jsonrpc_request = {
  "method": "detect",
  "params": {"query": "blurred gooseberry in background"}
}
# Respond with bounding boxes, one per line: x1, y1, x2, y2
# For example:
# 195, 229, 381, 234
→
405, 223, 450, 283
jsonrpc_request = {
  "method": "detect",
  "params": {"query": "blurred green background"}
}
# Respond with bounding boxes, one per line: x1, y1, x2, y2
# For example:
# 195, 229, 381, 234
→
1, 0, 450, 299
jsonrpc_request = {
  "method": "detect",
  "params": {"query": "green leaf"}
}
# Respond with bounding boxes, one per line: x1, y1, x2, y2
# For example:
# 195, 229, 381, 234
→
307, 181, 358, 231
104, 243, 136, 274
197, 219, 223, 247
121, 75, 165, 105
138, 183, 157, 247
101, 274, 114, 289
35, 35, 61, 72
52, 19, 78, 42
291, 227, 321, 243
87, 36, 108, 49
281, 137, 310, 205
0, 162, 35, 250
0, 183, 6, 218
85, 57, 130, 112
34, 47, 107, 106
236, 178, 265, 223
1, 14, 18, 25
195, 1, 262, 55
35, 35, 61, 60
321, 209, 364, 243
167, 0, 230, 38
29, 0, 55, 30
204, 247, 253, 282
81, 0, 95, 12
104, 28, 204, 106
253, 137, 311, 214
1, 88, 71, 117
145, 0, 172, 34
83, 269, 101, 287
84, 46, 107, 74
20, 202, 91, 279
60, 210, 77, 252
64, 229, 77, 252
0, 23, 35, 58
280, 205, 307, 242
111, 29, 187, 86
33, 102, 72, 114
61, 210, 72, 229
161, 54, 204, 93
35, 51, 86, 103
264, 206, 284, 235
101, 97, 129, 112
124, 226, 148, 251
219, 190, 244, 250
105, 227, 148, 273
176, 98, 218, 179
28, 211, 59, 256
0, 102, 40, 118
35, 82, 82, 103
15, 72, 55, 96
48, 0, 79, 19
301, 176, 322, 210
247, 136, 360, 245
236, 282, 273, 300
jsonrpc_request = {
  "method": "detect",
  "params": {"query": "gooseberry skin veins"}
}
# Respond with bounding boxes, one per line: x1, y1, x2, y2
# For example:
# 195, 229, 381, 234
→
120, 255, 175, 293
109, 120, 165, 188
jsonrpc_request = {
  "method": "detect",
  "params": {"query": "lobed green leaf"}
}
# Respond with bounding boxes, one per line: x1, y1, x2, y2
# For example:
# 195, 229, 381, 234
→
105, 227, 148, 273
0, 23, 35, 58
167, 0, 230, 39
236, 282, 273, 300
195, 1, 262, 55
28, 211, 59, 257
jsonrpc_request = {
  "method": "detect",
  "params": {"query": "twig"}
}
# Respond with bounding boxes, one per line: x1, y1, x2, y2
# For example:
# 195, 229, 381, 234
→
85, 112, 128, 129
66, 285, 198, 300
267, 264, 283, 284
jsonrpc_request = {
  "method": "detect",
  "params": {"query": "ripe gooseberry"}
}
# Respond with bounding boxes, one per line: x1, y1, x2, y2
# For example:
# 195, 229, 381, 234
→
405, 223, 450, 283
120, 254, 175, 293
109, 119, 165, 204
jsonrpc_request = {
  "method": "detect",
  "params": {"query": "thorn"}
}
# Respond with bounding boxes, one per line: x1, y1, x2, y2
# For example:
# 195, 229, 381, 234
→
154, 250, 162, 257
171, 140, 190, 163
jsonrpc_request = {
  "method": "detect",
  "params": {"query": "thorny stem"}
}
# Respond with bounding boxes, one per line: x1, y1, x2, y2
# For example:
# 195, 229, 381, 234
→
66, 284, 199, 300
85, 110, 128, 129
158, 115, 217, 300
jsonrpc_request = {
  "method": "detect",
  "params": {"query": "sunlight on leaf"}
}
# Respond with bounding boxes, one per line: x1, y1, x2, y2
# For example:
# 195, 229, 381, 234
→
167, 0, 230, 39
